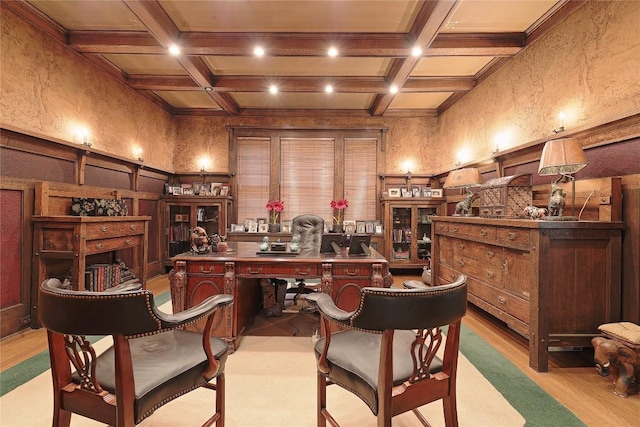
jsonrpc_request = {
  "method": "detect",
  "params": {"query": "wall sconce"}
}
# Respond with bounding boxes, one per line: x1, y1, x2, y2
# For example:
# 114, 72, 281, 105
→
73, 128, 91, 147
443, 167, 483, 216
133, 147, 144, 163
553, 111, 565, 134
538, 138, 587, 220
401, 159, 414, 175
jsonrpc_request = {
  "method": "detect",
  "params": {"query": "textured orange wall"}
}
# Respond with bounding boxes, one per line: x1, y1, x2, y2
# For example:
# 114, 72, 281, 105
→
435, 0, 640, 172
0, 6, 175, 171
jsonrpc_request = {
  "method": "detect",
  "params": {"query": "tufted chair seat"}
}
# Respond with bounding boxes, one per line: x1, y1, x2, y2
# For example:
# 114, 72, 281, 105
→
307, 275, 467, 427
291, 214, 325, 257
39, 278, 233, 427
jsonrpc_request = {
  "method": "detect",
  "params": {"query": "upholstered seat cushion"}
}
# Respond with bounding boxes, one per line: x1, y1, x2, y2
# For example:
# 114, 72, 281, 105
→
314, 330, 443, 414
73, 330, 229, 423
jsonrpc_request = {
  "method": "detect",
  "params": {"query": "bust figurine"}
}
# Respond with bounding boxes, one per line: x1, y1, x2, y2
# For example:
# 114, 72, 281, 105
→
290, 235, 300, 252
190, 226, 210, 254
259, 236, 269, 251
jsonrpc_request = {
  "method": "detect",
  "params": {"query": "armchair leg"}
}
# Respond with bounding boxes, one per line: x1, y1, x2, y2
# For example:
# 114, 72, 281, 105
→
317, 372, 327, 427
442, 396, 458, 427
52, 407, 71, 427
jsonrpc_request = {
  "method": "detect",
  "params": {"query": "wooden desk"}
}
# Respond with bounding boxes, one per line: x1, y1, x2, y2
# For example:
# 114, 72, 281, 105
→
169, 242, 391, 351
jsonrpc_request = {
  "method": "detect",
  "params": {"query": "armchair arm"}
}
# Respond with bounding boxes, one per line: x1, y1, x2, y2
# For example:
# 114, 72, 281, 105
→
306, 293, 355, 326
154, 294, 234, 329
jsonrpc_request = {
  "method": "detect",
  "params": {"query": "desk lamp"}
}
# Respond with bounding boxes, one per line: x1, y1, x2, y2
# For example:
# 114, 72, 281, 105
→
538, 138, 587, 220
443, 167, 483, 216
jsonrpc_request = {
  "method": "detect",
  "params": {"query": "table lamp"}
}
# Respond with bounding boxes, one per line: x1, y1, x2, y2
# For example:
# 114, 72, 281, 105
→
538, 138, 587, 220
443, 167, 483, 216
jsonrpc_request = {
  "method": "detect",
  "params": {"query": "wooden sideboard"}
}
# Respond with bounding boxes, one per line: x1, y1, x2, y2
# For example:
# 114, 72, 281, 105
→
431, 216, 623, 372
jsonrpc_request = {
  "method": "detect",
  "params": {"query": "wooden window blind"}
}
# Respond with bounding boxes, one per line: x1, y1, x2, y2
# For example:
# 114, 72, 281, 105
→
344, 138, 378, 221
237, 137, 270, 221
281, 138, 335, 223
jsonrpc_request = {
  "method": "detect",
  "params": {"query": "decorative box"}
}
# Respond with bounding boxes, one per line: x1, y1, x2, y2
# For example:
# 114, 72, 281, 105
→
478, 174, 532, 218
70, 198, 128, 216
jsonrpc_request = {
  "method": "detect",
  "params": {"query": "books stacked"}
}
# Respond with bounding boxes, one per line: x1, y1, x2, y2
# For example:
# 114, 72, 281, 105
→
83, 260, 138, 291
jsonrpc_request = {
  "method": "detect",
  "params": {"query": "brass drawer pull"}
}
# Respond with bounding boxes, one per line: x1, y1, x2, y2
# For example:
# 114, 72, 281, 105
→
457, 259, 465, 267
486, 250, 495, 258
95, 243, 104, 249
507, 232, 516, 240
479, 229, 487, 236
344, 268, 360, 276
486, 271, 494, 278
295, 267, 311, 276
200, 266, 213, 273
247, 267, 262, 274
497, 296, 506, 304
457, 243, 465, 250
129, 224, 138, 230
100, 226, 108, 232
125, 239, 132, 245
452, 226, 459, 232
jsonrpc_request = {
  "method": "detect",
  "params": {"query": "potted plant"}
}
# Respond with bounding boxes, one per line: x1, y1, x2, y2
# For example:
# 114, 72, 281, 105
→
330, 199, 349, 233
266, 199, 284, 232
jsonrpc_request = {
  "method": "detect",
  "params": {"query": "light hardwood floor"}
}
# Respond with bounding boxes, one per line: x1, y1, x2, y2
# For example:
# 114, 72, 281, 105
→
2, 274, 639, 426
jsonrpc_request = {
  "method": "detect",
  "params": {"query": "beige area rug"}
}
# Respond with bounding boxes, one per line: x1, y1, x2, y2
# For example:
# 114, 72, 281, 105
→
0, 302, 525, 427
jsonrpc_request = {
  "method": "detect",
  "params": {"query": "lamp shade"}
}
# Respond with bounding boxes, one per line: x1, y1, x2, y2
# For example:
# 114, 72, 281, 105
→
443, 167, 483, 189
538, 138, 587, 176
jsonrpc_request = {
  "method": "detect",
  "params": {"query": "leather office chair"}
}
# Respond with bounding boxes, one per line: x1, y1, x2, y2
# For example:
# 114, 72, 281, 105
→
39, 278, 233, 427
287, 214, 325, 304
307, 275, 468, 427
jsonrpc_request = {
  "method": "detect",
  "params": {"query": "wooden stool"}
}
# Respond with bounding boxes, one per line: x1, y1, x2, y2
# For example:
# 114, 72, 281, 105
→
591, 322, 640, 397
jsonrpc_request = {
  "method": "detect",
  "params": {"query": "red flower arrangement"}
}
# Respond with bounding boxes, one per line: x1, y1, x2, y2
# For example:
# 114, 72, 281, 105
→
266, 199, 284, 223
330, 199, 349, 225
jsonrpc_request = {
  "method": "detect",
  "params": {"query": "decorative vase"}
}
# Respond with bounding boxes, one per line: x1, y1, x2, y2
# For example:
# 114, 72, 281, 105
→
332, 224, 343, 233
268, 223, 280, 233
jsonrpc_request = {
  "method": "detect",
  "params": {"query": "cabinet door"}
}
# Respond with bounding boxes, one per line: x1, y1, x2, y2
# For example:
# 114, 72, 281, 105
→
390, 206, 412, 262
416, 206, 436, 262
196, 203, 221, 236
167, 204, 191, 257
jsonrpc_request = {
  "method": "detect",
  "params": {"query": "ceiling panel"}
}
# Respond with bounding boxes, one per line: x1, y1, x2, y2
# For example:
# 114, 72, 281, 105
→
443, 0, 559, 32
412, 56, 495, 77
231, 92, 374, 109
104, 54, 187, 75
389, 92, 453, 109
28, 0, 144, 30
155, 91, 221, 109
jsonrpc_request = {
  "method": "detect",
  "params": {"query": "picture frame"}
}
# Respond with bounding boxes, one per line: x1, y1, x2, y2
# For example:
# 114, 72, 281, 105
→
182, 188, 195, 195
401, 188, 412, 197
411, 186, 420, 197
281, 220, 292, 233
431, 189, 443, 197
172, 186, 183, 195
231, 223, 245, 232
421, 187, 432, 198
174, 214, 182, 222
258, 223, 269, 233
257, 217, 268, 225
210, 186, 220, 196
343, 220, 356, 234
374, 223, 383, 234
388, 188, 401, 197
365, 221, 375, 234
356, 221, 366, 234
247, 221, 258, 233
181, 214, 189, 222
219, 185, 229, 196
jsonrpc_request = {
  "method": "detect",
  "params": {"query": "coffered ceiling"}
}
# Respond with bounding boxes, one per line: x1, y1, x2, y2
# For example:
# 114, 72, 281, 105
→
7, 0, 584, 117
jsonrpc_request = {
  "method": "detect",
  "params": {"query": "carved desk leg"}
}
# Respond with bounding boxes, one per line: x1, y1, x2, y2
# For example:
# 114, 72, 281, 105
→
224, 262, 236, 351
169, 261, 187, 316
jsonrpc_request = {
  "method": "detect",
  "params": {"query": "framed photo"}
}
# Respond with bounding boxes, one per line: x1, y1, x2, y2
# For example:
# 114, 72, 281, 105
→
374, 224, 383, 234
257, 217, 268, 225
247, 221, 258, 233
182, 214, 189, 222
210, 185, 220, 196
422, 187, 432, 198
401, 188, 412, 197
431, 189, 443, 197
365, 221, 375, 234
281, 220, 292, 233
411, 186, 420, 197
219, 185, 229, 196
356, 221, 366, 234
182, 188, 195, 195
172, 186, 183, 195
258, 223, 269, 233
174, 214, 182, 222
231, 223, 245, 232
343, 220, 356, 234
388, 188, 401, 197
165, 183, 174, 194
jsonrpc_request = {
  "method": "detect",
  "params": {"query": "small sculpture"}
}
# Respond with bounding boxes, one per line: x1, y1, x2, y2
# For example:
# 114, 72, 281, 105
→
190, 226, 210, 254
592, 336, 640, 398
454, 191, 478, 216
547, 182, 566, 217
524, 205, 547, 220
259, 236, 269, 251
290, 235, 300, 252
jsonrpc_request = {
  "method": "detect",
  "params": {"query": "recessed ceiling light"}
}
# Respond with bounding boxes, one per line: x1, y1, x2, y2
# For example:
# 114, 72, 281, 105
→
168, 44, 180, 56
204, 87, 213, 92
254, 46, 265, 57
389, 85, 398, 94
328, 47, 338, 57
269, 85, 278, 94
411, 46, 423, 57
325, 85, 333, 93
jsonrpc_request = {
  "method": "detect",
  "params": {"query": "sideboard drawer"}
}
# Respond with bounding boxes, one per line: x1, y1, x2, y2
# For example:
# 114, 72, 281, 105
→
84, 235, 142, 255
467, 276, 529, 324
86, 221, 146, 239
449, 223, 496, 242
496, 227, 530, 250
453, 254, 503, 288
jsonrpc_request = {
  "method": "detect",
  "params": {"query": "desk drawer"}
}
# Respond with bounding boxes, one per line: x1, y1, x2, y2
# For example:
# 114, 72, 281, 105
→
237, 262, 318, 277
86, 221, 145, 239
332, 263, 372, 277
187, 262, 226, 275
85, 235, 141, 254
